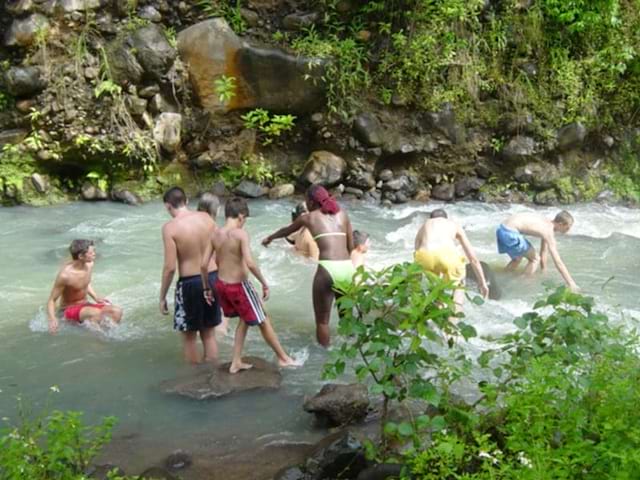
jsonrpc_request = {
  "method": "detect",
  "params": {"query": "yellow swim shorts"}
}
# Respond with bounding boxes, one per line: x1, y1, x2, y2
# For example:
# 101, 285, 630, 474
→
414, 247, 466, 283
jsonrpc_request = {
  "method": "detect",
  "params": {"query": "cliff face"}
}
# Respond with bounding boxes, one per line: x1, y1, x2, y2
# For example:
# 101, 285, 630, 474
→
0, 0, 638, 206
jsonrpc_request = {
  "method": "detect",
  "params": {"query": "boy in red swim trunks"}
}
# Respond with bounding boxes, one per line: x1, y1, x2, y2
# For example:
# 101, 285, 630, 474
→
46, 239, 123, 334
202, 197, 298, 374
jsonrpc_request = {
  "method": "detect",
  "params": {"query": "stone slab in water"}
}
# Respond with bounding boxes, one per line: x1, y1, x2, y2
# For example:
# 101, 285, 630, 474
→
161, 356, 282, 400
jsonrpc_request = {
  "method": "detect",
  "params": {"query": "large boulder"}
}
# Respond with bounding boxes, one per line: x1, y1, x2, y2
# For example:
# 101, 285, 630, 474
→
431, 183, 455, 201
234, 180, 268, 198
4, 14, 49, 48
353, 113, 385, 147
130, 25, 177, 81
454, 176, 485, 198
153, 113, 182, 154
161, 356, 282, 400
502, 136, 537, 163
4, 66, 46, 97
425, 103, 465, 144
106, 41, 144, 85
305, 430, 368, 480
300, 151, 346, 187
303, 384, 370, 427
557, 122, 587, 151
269, 183, 295, 199
514, 162, 559, 190
178, 19, 325, 114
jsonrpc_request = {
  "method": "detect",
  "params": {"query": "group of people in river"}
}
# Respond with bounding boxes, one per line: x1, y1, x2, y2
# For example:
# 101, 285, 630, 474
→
46, 184, 577, 372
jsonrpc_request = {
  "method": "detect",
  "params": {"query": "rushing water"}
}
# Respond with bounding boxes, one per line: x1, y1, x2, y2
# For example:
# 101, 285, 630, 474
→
1, 199, 639, 471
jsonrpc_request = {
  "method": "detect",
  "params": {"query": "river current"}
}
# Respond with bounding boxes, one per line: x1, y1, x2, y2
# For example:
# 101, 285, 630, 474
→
0, 199, 639, 471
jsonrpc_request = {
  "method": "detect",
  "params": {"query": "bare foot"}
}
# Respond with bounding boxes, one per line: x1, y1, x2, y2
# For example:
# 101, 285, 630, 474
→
278, 357, 302, 368
229, 361, 253, 374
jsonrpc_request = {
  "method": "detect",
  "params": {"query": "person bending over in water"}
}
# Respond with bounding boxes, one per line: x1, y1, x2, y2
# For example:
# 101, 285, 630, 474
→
160, 187, 220, 364
414, 209, 489, 312
496, 210, 578, 291
198, 192, 229, 337
262, 185, 355, 347
206, 197, 297, 373
285, 202, 319, 260
350, 230, 370, 268
47, 239, 123, 334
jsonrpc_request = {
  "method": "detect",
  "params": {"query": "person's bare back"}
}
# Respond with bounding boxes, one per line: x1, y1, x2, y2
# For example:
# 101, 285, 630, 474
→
415, 217, 459, 252
211, 226, 250, 284
163, 211, 215, 278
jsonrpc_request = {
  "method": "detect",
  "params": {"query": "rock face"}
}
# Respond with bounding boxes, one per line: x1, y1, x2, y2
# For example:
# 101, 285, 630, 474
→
557, 122, 587, 151
81, 183, 108, 201
153, 113, 182, 154
234, 180, 268, 198
431, 183, 455, 201
4, 67, 46, 97
178, 19, 325, 114
305, 430, 368, 480
4, 14, 49, 47
454, 176, 485, 198
300, 151, 346, 187
514, 162, 559, 190
353, 112, 385, 147
303, 383, 370, 427
269, 183, 295, 199
161, 356, 282, 400
502, 135, 537, 163
130, 25, 177, 81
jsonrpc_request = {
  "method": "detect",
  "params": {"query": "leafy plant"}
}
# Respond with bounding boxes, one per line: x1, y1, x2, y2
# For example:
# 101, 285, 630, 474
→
94, 79, 122, 99
86, 171, 109, 192
196, 0, 247, 33
164, 26, 177, 49
241, 109, 296, 145
219, 154, 281, 186
213, 74, 236, 104
0, 145, 36, 195
0, 89, 13, 112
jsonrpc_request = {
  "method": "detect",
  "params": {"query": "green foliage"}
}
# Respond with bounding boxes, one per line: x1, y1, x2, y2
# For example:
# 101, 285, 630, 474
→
94, 79, 122, 99
0, 89, 14, 112
325, 262, 479, 456
0, 145, 36, 194
608, 138, 640, 201
218, 154, 281, 186
213, 74, 236, 104
196, 0, 246, 33
241, 109, 296, 145
164, 26, 177, 49
86, 171, 109, 192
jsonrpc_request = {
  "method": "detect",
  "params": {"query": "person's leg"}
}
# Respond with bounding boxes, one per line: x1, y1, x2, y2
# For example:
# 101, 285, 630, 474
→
505, 256, 523, 272
312, 266, 335, 347
216, 316, 229, 338
78, 306, 104, 324
181, 331, 200, 364
102, 305, 123, 323
257, 317, 296, 367
199, 327, 218, 362
230, 320, 252, 373
523, 246, 540, 276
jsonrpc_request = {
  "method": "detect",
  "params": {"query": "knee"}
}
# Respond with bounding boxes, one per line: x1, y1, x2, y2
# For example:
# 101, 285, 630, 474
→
316, 324, 330, 347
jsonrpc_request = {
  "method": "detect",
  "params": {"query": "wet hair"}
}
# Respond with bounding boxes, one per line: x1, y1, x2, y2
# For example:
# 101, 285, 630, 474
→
225, 197, 250, 219
163, 186, 186, 208
69, 239, 94, 260
554, 210, 574, 227
291, 202, 308, 222
198, 192, 220, 219
430, 208, 448, 219
306, 184, 340, 214
353, 230, 369, 248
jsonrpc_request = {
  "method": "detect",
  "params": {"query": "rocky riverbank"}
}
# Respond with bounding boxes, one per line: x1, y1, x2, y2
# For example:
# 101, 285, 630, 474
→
1, 0, 638, 208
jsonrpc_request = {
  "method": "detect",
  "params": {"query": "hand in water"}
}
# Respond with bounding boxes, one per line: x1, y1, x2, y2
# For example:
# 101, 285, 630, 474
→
48, 318, 58, 334
480, 284, 490, 299
570, 283, 581, 293
159, 299, 169, 315
261, 237, 271, 247
262, 284, 270, 301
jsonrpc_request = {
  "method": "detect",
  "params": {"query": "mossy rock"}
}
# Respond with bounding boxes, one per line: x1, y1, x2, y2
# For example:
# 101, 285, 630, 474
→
157, 162, 201, 197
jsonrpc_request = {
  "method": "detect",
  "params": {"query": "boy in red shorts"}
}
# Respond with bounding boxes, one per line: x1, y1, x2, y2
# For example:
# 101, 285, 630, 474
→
46, 239, 123, 334
202, 197, 298, 374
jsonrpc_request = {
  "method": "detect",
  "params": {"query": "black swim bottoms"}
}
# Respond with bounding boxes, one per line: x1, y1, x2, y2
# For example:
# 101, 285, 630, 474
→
174, 272, 222, 332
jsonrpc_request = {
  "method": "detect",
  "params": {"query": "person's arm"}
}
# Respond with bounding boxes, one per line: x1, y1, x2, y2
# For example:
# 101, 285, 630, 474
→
159, 225, 177, 314
457, 227, 489, 299
239, 230, 269, 300
262, 215, 307, 247
87, 284, 104, 303
200, 237, 214, 305
540, 239, 549, 272
345, 213, 354, 254
545, 234, 578, 291
47, 274, 65, 334
414, 225, 426, 251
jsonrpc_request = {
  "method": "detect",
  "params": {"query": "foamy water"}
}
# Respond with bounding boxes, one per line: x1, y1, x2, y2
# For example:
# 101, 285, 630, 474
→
0, 199, 639, 469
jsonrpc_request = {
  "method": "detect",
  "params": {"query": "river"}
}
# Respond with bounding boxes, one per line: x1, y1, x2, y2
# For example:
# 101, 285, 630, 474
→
0, 199, 639, 475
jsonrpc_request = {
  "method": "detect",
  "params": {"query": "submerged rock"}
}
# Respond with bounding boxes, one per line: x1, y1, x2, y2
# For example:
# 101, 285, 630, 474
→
139, 466, 178, 480
87, 464, 126, 479
161, 356, 282, 400
303, 383, 370, 427
305, 430, 368, 480
465, 261, 501, 300
300, 151, 346, 187
164, 449, 192, 471
274, 465, 309, 480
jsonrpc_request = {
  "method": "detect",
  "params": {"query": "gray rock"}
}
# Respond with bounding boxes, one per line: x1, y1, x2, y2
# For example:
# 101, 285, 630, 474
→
431, 183, 455, 201
87, 464, 126, 479
107, 41, 144, 85
382, 173, 418, 197
426, 103, 465, 144
113, 0, 137, 16
30, 173, 48, 194
378, 169, 393, 183
130, 25, 177, 81
283, 12, 320, 31
95, 12, 117, 34
534, 189, 558, 205
59, 0, 102, 12
300, 151, 346, 187
126, 95, 148, 116
164, 450, 192, 470
454, 176, 485, 198
268, 183, 295, 199
393, 191, 408, 203
149, 93, 178, 115
82, 183, 108, 201
502, 136, 537, 163
161, 356, 282, 400
273, 466, 309, 480
596, 189, 615, 203
111, 189, 142, 205
4, 14, 49, 48
139, 467, 178, 480
353, 113, 384, 147
153, 112, 182, 154
4, 66, 46, 97
344, 187, 363, 198
0, 129, 28, 146
346, 171, 375, 190
7, 0, 34, 15
514, 162, 559, 190
499, 112, 534, 135
520, 62, 538, 77
305, 430, 368, 480
139, 5, 162, 22
235, 180, 268, 198
240, 8, 260, 27
138, 84, 160, 98
557, 122, 587, 151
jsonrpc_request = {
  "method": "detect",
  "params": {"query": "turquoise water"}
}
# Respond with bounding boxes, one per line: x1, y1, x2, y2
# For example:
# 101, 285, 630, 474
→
0, 199, 639, 470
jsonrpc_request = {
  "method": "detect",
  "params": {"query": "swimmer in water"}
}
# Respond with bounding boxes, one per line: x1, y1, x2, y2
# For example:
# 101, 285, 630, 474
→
285, 202, 319, 261
350, 230, 370, 268
414, 209, 489, 312
46, 239, 123, 334
496, 210, 578, 291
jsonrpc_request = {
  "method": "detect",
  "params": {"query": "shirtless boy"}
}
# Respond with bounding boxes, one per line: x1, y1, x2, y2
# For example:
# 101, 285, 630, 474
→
496, 210, 578, 291
350, 230, 370, 268
286, 202, 319, 260
414, 209, 489, 310
47, 239, 123, 334
203, 197, 297, 374
160, 187, 221, 364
